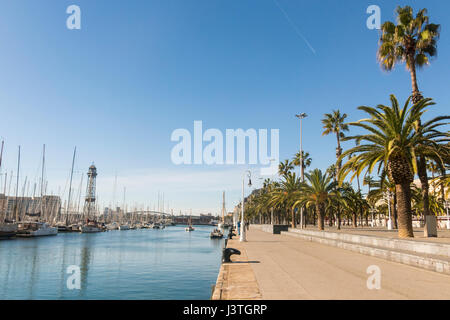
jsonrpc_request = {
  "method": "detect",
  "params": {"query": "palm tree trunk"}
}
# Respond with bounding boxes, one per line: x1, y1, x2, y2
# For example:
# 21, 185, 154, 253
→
317, 204, 324, 230
352, 213, 357, 227
291, 207, 295, 228
396, 182, 414, 238
336, 206, 341, 230
409, 55, 422, 103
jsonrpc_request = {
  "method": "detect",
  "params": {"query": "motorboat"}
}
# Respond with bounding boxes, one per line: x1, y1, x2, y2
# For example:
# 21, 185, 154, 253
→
16, 222, 58, 237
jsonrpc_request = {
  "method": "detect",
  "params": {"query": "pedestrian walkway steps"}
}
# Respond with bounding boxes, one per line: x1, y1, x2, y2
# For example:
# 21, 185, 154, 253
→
281, 228, 450, 275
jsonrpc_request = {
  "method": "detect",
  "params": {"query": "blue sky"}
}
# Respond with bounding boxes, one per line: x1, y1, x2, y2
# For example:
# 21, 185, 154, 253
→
0, 0, 449, 214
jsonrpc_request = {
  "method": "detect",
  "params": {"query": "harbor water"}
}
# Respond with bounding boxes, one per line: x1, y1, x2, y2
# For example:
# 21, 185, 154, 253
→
0, 225, 223, 299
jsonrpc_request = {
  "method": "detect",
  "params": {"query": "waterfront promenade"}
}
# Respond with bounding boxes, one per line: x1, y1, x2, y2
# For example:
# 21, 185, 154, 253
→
213, 228, 450, 300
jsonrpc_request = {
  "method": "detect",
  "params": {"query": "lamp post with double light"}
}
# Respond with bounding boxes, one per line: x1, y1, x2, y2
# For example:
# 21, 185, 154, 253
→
295, 113, 307, 228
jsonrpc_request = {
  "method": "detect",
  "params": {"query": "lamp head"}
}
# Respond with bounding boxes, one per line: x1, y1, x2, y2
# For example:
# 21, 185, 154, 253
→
296, 113, 307, 119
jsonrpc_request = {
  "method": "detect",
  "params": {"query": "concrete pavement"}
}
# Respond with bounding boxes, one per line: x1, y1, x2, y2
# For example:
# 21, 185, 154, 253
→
233, 228, 450, 300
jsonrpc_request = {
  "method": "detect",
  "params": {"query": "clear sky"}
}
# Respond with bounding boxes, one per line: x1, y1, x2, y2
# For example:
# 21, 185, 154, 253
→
0, 0, 449, 215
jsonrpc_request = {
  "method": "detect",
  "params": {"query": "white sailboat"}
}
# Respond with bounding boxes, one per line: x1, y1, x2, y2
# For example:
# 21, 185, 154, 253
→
16, 145, 58, 237
218, 191, 226, 230
185, 215, 194, 232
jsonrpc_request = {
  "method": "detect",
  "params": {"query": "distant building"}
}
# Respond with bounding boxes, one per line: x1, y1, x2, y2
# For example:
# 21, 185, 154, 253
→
0, 194, 61, 221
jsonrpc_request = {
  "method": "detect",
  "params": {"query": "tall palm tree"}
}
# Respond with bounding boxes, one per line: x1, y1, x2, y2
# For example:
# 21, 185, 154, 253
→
378, 6, 440, 103
322, 110, 349, 229
322, 110, 349, 173
292, 151, 312, 178
338, 95, 448, 238
377, 6, 441, 233
294, 169, 335, 231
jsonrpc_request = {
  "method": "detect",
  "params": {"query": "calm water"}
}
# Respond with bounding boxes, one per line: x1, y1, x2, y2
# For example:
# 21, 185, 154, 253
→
0, 225, 223, 299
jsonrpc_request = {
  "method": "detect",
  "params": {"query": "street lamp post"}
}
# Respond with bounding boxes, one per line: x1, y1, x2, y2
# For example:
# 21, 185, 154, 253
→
445, 200, 450, 230
240, 170, 252, 242
295, 113, 307, 229
383, 191, 393, 230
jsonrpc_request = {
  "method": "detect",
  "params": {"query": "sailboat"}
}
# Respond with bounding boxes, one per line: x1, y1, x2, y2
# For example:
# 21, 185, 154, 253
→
185, 215, 194, 232
0, 141, 18, 239
17, 145, 58, 237
218, 191, 226, 229
16, 221, 58, 237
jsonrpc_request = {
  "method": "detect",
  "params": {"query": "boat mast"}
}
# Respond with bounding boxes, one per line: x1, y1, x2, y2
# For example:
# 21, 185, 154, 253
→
0, 140, 3, 193
15, 146, 20, 222
66, 147, 76, 226
0, 140, 4, 221
222, 191, 225, 224
40, 144, 45, 220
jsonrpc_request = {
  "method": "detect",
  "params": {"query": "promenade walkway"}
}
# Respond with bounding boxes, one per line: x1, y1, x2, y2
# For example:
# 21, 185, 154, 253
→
214, 228, 450, 300
302, 225, 450, 243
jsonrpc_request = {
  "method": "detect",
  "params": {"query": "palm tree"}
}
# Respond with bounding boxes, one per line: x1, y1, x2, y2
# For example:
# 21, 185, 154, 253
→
322, 110, 349, 229
292, 151, 312, 178
338, 95, 448, 238
322, 110, 349, 172
377, 6, 441, 233
294, 169, 335, 231
278, 159, 294, 177
341, 184, 368, 228
378, 6, 440, 103
269, 172, 301, 228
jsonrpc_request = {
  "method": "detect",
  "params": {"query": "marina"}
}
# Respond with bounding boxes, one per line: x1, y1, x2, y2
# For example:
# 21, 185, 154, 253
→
0, 225, 223, 300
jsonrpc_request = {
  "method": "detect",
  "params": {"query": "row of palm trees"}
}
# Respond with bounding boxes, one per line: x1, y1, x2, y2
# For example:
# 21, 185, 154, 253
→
241, 6, 449, 238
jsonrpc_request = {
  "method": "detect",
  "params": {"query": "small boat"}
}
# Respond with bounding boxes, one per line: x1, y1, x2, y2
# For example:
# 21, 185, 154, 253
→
185, 215, 195, 231
0, 222, 18, 239
68, 224, 81, 232
106, 222, 119, 230
152, 223, 161, 229
16, 222, 58, 237
210, 228, 223, 239
119, 224, 130, 230
80, 219, 102, 233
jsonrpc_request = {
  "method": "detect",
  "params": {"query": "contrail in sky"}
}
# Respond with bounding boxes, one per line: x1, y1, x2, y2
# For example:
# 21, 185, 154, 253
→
273, 0, 316, 54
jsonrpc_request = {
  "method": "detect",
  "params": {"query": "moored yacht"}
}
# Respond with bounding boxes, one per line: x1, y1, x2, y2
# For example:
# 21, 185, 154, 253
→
16, 222, 58, 237
80, 219, 102, 233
